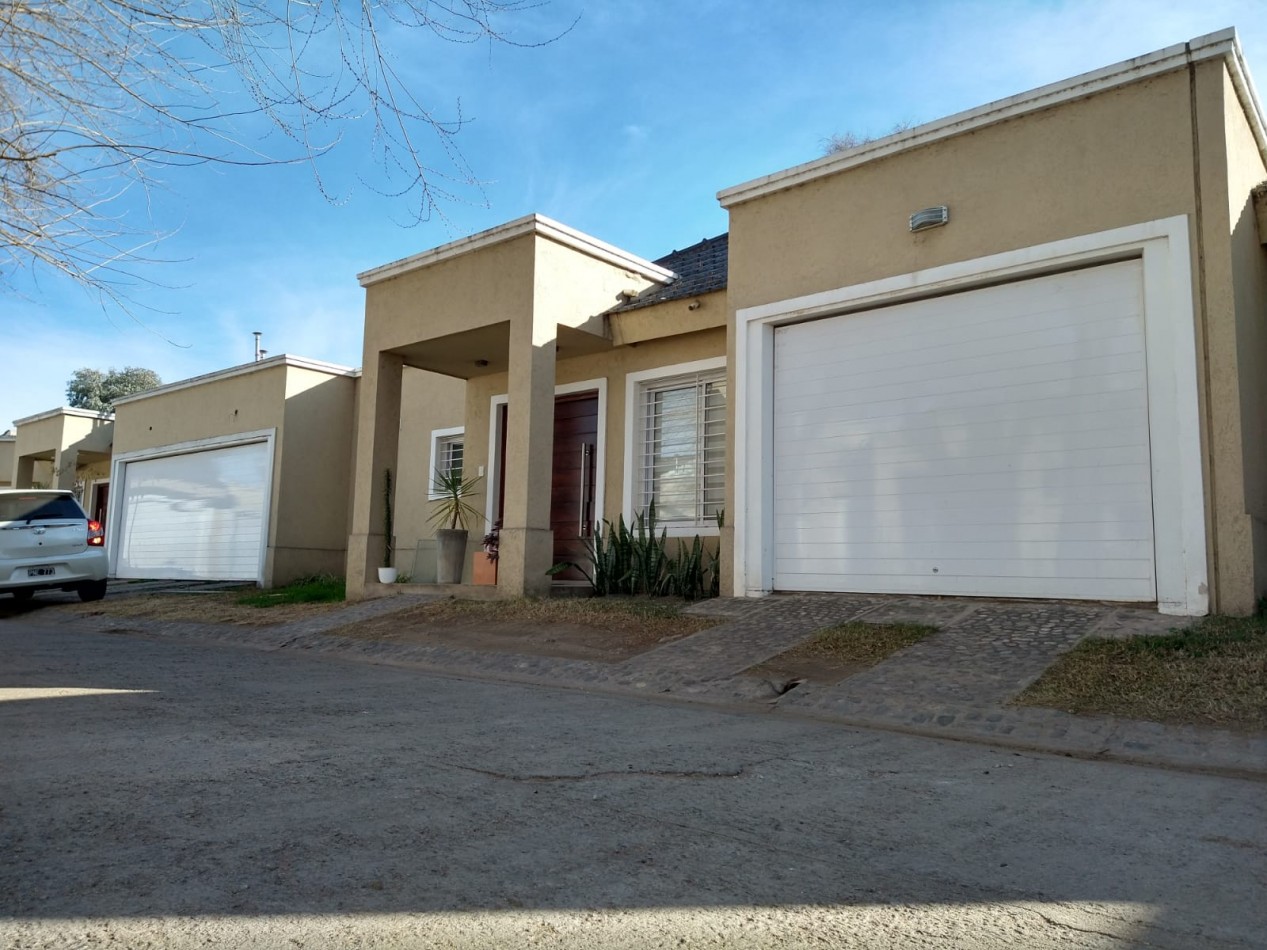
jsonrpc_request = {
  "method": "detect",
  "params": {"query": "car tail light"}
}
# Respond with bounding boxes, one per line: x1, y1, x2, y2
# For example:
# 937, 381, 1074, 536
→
87, 520, 105, 546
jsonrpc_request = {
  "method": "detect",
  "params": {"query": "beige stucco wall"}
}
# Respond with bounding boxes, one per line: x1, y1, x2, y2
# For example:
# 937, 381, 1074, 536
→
11, 411, 114, 494
0, 438, 15, 487
114, 368, 289, 455
724, 60, 1265, 613
1221, 67, 1267, 609
364, 234, 538, 355
392, 368, 466, 581
727, 69, 1198, 312
271, 367, 359, 584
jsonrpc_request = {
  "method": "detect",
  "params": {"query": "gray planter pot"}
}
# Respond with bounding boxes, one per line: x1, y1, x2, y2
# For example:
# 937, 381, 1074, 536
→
436, 528, 468, 585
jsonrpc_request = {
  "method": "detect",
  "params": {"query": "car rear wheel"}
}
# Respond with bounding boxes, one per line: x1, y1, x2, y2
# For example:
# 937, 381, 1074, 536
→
77, 579, 108, 602
11, 588, 35, 602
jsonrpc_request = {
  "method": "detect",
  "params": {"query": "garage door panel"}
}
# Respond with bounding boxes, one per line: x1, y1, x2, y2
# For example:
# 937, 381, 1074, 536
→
779, 572, 1157, 601
773, 260, 1156, 602
777, 491, 1155, 521
777, 518, 1155, 545
114, 441, 269, 581
778, 554, 1156, 580
774, 444, 1152, 486
775, 394, 1151, 444
776, 351, 1147, 419
778, 463, 1153, 503
788, 289, 1138, 363
786, 431, 1150, 474
777, 538, 1155, 563
786, 317, 1146, 391
775, 369, 1148, 431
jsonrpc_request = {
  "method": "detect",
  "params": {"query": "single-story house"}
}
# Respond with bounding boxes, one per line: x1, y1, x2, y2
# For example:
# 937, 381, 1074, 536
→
347, 28, 1267, 616
105, 355, 367, 586
7, 408, 114, 522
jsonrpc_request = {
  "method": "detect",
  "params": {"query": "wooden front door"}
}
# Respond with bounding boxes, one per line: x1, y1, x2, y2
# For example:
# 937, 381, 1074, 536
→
549, 392, 598, 581
492, 393, 599, 582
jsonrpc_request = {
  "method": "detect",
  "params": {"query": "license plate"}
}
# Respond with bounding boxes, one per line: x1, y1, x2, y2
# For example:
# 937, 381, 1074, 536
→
27, 567, 55, 578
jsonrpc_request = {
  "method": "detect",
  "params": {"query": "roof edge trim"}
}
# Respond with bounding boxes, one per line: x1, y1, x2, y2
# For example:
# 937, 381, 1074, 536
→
110, 354, 358, 408
718, 28, 1262, 208
357, 213, 676, 287
13, 406, 115, 427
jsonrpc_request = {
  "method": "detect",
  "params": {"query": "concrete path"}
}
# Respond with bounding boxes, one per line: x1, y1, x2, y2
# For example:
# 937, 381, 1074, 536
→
13, 591, 1265, 778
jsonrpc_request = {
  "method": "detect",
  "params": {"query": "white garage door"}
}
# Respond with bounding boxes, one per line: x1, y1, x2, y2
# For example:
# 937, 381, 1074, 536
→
773, 260, 1156, 601
113, 441, 270, 581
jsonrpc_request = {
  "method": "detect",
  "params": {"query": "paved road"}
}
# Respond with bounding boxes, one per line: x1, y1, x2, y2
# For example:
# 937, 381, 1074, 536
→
1, 622, 1263, 949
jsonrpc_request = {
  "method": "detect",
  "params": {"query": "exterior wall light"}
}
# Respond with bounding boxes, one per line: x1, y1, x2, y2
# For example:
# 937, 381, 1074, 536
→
909, 206, 950, 232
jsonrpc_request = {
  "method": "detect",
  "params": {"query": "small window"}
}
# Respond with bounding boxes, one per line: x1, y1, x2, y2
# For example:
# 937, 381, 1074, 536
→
428, 427, 465, 498
635, 369, 726, 528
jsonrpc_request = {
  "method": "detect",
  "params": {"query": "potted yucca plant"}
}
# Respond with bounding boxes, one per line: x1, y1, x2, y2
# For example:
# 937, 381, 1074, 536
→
428, 467, 482, 584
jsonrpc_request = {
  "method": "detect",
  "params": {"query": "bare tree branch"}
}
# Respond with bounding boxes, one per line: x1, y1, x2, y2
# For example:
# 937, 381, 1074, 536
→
0, 0, 571, 298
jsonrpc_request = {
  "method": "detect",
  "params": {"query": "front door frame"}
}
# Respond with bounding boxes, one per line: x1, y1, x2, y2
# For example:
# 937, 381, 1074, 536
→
486, 377, 608, 538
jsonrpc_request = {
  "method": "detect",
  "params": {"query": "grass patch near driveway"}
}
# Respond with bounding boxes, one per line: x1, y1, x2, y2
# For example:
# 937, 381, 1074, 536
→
748, 621, 938, 684
323, 596, 719, 663
1014, 613, 1267, 731
236, 575, 345, 607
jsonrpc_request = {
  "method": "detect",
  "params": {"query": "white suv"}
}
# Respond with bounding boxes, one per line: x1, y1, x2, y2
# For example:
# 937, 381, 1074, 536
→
0, 490, 109, 602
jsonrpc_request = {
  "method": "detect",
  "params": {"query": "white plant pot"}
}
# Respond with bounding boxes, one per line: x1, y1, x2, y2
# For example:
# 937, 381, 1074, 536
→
377, 567, 398, 585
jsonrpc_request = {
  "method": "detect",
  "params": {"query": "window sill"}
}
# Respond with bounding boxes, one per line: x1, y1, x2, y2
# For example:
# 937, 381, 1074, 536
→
628, 523, 721, 539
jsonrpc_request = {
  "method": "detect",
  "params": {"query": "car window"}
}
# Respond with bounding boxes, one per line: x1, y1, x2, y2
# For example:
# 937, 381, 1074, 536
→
0, 495, 86, 523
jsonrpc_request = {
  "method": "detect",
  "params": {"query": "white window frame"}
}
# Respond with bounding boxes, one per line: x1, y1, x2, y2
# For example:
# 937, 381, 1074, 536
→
428, 426, 465, 500
624, 357, 726, 538
734, 215, 1207, 616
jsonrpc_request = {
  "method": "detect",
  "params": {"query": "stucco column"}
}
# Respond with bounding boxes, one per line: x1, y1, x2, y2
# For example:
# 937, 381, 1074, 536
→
14, 456, 34, 489
497, 316, 556, 597
52, 449, 78, 491
346, 352, 403, 600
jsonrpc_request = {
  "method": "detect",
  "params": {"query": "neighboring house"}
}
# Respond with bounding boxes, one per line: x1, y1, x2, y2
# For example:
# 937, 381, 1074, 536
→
347, 28, 1267, 617
0, 431, 15, 488
106, 355, 364, 587
8, 408, 114, 522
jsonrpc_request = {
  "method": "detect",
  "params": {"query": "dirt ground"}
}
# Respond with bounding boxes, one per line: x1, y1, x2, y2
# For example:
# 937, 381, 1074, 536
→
64, 590, 342, 626
323, 598, 719, 663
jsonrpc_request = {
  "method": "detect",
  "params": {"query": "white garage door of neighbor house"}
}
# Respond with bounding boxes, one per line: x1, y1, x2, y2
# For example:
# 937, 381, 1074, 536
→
773, 260, 1157, 602
113, 441, 270, 581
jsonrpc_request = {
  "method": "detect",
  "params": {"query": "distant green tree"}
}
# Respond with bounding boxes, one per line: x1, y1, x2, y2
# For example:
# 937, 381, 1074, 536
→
66, 367, 162, 413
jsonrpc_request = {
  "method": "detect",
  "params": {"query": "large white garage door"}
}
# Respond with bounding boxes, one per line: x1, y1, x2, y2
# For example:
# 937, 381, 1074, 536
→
773, 260, 1156, 601
113, 441, 270, 581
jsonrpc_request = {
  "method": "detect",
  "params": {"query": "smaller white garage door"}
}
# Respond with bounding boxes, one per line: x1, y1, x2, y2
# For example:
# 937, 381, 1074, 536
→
773, 261, 1157, 602
113, 441, 271, 581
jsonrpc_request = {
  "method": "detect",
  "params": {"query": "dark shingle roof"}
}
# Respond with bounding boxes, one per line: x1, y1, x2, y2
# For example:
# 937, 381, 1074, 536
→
610, 233, 728, 313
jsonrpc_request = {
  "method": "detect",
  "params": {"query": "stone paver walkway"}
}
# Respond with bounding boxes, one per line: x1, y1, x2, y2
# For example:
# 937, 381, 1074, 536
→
31, 591, 1266, 778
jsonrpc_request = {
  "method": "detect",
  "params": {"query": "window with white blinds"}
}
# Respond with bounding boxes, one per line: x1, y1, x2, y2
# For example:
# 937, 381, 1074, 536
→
428, 427, 464, 498
635, 370, 726, 527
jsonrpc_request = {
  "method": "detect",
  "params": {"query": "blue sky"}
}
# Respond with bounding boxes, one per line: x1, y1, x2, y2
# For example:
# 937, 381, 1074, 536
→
4, 0, 1266, 426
